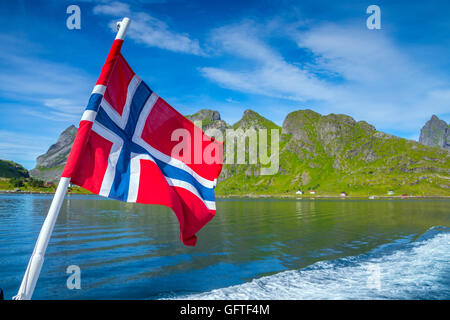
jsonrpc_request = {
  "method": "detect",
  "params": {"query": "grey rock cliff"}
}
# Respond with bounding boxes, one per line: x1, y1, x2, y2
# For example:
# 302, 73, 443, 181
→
186, 109, 221, 122
419, 115, 449, 150
30, 125, 77, 182
186, 109, 229, 135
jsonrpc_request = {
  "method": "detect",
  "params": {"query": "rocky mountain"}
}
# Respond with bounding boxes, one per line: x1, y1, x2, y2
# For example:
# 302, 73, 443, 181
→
0, 160, 29, 179
419, 115, 449, 150
186, 109, 229, 135
232, 109, 279, 130
28, 109, 450, 196
30, 125, 77, 182
216, 109, 450, 196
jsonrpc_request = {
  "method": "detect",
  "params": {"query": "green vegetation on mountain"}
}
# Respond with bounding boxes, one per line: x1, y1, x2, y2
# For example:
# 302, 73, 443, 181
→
0, 160, 56, 192
0, 160, 29, 179
0, 170, 52, 192
215, 109, 450, 197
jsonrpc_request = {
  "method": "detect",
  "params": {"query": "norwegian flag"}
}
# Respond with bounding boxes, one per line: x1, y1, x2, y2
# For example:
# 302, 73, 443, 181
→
62, 39, 223, 246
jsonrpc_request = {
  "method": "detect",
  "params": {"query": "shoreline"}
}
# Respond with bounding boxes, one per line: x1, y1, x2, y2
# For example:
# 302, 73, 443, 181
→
216, 194, 450, 199
0, 190, 91, 195
1, 190, 449, 199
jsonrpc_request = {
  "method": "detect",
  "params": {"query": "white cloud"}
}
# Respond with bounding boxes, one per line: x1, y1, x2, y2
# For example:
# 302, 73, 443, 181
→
0, 130, 54, 168
0, 35, 91, 167
295, 24, 450, 132
93, 1, 131, 16
43, 98, 84, 115
428, 89, 450, 102
201, 22, 336, 102
94, 2, 204, 55
200, 21, 450, 136
0, 55, 90, 100
0, 37, 92, 122
298, 25, 412, 83
125, 13, 204, 55
20, 108, 79, 122
225, 98, 240, 104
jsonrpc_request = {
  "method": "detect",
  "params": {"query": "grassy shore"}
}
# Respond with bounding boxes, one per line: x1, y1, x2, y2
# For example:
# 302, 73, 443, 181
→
0, 178, 93, 195
1, 188, 448, 199
0, 187, 93, 195
1, 176, 448, 198
216, 194, 450, 199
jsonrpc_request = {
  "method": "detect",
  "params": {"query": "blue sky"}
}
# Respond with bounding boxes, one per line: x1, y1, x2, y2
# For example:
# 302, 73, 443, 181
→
0, 0, 449, 169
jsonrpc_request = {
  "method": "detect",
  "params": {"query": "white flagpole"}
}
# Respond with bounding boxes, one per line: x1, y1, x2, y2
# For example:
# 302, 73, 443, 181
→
13, 177, 70, 300
13, 17, 131, 300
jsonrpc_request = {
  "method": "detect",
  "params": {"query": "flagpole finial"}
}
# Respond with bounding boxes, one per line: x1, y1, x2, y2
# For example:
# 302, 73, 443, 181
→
115, 17, 131, 40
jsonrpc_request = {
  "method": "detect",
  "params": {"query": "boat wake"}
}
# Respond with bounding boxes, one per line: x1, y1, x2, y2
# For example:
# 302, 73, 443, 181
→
178, 226, 450, 299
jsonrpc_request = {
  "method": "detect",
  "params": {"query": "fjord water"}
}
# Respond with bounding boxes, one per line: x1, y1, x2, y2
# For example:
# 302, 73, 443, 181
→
0, 194, 449, 300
